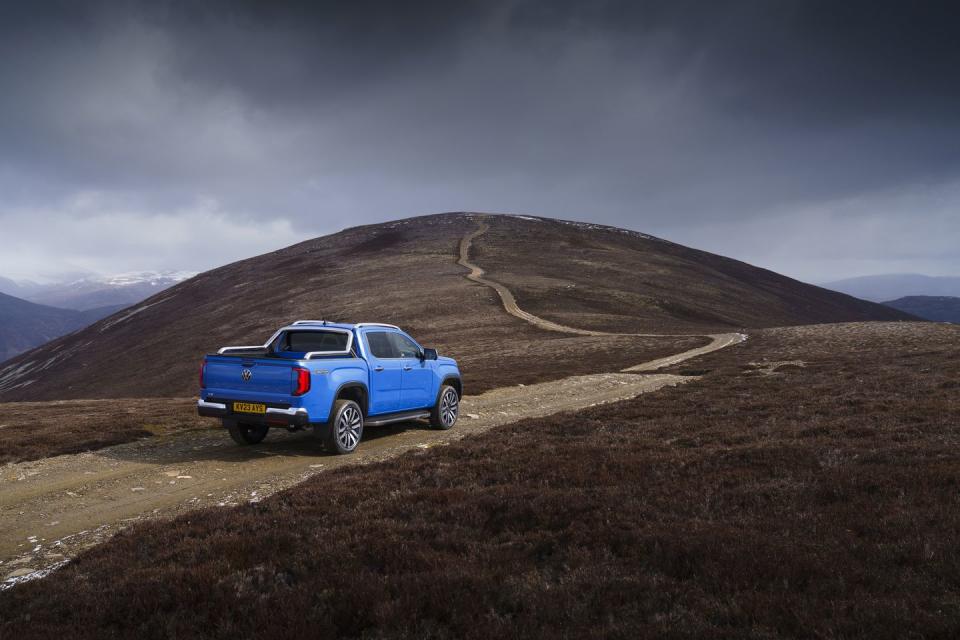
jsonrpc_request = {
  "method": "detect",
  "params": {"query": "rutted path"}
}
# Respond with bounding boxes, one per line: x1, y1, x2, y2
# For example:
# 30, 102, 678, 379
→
457, 219, 745, 370
458, 223, 606, 336
0, 221, 745, 588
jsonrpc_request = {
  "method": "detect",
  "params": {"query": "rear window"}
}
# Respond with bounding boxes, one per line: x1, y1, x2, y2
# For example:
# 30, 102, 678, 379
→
279, 330, 350, 353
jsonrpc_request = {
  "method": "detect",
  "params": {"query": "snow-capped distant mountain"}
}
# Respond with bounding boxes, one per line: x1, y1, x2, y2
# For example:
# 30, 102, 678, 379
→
0, 271, 196, 311
99, 270, 198, 287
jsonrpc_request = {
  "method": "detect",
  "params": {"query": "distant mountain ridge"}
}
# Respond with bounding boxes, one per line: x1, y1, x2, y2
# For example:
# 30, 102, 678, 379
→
822, 274, 960, 302
882, 296, 960, 323
0, 213, 912, 401
0, 292, 125, 362
0, 270, 195, 311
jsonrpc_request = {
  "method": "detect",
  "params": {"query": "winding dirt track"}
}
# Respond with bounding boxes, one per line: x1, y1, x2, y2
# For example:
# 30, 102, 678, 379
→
457, 219, 745, 370
1, 221, 745, 587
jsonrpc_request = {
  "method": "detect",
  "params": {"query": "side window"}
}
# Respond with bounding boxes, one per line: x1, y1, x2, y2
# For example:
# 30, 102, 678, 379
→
366, 331, 398, 358
391, 333, 421, 358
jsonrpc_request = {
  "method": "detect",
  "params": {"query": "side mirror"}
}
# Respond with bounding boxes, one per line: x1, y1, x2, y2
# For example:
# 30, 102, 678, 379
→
421, 348, 438, 361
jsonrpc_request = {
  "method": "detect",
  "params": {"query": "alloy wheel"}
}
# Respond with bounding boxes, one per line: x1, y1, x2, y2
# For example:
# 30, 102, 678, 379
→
440, 388, 459, 427
336, 405, 363, 450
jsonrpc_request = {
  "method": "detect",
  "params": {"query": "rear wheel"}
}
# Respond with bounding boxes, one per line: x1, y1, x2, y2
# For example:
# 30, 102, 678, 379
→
320, 399, 364, 454
430, 385, 459, 430
226, 421, 269, 445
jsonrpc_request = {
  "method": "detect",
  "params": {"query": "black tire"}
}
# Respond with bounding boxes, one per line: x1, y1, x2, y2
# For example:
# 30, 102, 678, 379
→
226, 421, 269, 445
319, 399, 364, 454
430, 385, 460, 430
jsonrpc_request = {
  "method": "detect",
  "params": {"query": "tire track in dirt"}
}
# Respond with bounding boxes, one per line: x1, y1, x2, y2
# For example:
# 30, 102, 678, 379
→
1, 218, 746, 588
458, 222, 606, 336
1, 372, 691, 587
457, 217, 746, 370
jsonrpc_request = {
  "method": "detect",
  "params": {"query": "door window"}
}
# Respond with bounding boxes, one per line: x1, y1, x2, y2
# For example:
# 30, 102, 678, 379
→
366, 331, 398, 358
390, 333, 421, 358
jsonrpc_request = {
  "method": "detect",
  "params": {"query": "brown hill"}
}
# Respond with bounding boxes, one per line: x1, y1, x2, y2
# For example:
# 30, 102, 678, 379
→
472, 216, 913, 332
0, 213, 910, 402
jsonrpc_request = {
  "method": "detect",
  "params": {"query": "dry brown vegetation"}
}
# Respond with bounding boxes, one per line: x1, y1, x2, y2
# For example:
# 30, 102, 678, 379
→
2, 321, 957, 638
0, 399, 209, 464
0, 334, 704, 465
473, 216, 910, 333
0, 213, 906, 402
0, 398, 210, 464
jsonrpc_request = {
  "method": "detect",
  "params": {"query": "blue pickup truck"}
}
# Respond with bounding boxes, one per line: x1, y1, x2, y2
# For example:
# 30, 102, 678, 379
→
197, 321, 462, 454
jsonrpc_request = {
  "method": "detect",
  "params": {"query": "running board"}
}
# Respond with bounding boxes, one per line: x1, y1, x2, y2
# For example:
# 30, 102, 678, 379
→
364, 411, 430, 426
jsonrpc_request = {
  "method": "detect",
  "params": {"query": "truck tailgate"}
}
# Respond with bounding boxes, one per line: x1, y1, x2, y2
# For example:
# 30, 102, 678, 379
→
204, 356, 297, 396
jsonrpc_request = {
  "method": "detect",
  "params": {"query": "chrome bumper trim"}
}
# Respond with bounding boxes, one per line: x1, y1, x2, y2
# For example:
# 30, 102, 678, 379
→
266, 407, 308, 417
198, 399, 227, 411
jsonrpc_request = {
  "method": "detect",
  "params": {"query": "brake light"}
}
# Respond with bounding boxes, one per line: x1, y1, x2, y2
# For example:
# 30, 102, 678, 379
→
292, 367, 311, 396
199, 360, 206, 389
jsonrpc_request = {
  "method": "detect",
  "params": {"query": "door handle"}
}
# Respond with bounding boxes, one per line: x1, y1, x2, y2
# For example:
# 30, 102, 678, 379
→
403, 365, 413, 371
374, 366, 384, 372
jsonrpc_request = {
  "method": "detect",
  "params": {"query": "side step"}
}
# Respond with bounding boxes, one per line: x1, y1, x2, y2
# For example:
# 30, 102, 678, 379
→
364, 411, 430, 426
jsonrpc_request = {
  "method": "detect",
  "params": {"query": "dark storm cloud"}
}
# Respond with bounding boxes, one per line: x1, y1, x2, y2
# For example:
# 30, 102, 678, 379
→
1, 0, 959, 281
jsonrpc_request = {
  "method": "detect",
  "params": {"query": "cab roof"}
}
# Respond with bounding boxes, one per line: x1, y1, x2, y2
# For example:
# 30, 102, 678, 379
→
282, 320, 400, 331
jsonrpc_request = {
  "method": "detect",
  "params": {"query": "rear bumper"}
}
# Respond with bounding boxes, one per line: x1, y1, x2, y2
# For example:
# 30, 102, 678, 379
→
197, 398, 311, 427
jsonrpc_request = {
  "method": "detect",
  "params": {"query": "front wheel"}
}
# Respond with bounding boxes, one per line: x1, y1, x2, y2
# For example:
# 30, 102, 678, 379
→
430, 385, 460, 430
320, 399, 364, 454
226, 421, 269, 445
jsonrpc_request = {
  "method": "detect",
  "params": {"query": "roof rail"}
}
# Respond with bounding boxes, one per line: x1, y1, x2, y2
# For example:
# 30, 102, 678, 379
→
292, 319, 328, 325
354, 322, 400, 329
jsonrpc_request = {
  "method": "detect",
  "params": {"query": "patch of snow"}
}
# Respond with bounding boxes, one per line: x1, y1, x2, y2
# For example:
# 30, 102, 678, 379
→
1, 560, 69, 592
0, 379, 36, 392
98, 296, 170, 332
96, 270, 196, 287
556, 219, 668, 243
0, 360, 37, 392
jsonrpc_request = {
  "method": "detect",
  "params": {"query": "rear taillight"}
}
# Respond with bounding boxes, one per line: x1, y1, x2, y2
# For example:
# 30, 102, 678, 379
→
199, 360, 206, 389
292, 367, 311, 396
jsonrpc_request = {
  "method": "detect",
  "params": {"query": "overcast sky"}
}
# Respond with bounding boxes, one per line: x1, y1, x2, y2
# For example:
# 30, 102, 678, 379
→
1, 0, 958, 283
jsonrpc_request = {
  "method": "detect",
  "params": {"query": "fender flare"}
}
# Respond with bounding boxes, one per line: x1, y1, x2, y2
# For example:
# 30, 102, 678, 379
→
329, 382, 369, 420
436, 375, 462, 404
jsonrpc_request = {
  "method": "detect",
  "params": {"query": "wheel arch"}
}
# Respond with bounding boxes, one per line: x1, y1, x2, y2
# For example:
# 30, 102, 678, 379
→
331, 382, 369, 418
438, 375, 462, 401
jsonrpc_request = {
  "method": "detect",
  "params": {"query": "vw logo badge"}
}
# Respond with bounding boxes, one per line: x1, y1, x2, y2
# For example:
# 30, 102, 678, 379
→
241, 368, 252, 382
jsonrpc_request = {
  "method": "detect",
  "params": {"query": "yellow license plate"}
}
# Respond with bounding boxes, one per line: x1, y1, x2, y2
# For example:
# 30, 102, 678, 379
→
233, 402, 266, 414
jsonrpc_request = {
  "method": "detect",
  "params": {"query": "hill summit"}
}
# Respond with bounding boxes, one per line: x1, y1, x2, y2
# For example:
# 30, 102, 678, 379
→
0, 213, 910, 401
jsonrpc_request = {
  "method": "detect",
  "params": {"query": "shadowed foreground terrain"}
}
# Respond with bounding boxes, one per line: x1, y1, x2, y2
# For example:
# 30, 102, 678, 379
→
3, 321, 957, 638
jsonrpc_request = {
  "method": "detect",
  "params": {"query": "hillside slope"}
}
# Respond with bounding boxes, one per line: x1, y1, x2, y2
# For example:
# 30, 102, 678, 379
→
473, 216, 912, 333
0, 213, 909, 401
0, 293, 123, 362
883, 295, 960, 323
